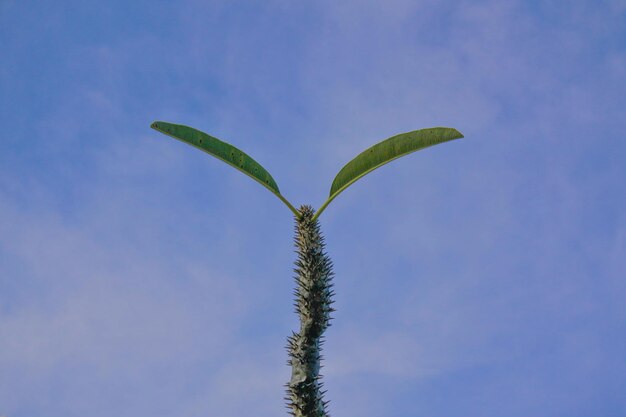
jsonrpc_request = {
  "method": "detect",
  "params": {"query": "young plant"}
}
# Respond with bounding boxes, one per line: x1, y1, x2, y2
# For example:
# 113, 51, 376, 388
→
150, 121, 463, 417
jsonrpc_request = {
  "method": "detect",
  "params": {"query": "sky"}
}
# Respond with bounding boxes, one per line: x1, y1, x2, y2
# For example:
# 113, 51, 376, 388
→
1, 1, 625, 416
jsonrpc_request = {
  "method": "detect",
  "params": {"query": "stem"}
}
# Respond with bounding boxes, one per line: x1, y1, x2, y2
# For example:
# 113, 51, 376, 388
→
286, 205, 335, 417
277, 192, 302, 218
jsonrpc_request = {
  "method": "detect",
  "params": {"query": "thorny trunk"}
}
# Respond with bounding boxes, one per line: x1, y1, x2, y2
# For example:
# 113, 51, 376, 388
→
285, 205, 335, 417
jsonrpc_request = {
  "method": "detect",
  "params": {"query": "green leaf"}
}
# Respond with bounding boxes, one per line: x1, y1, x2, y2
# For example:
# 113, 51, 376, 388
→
314, 127, 463, 220
151, 121, 299, 216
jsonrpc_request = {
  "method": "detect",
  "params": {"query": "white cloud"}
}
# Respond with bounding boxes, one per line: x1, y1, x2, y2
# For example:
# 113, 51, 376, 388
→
0, 181, 251, 415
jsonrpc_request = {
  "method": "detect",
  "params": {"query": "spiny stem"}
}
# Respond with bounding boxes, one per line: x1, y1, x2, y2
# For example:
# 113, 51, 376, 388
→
285, 205, 335, 417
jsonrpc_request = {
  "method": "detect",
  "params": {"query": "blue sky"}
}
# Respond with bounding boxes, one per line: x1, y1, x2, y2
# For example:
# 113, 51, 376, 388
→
1, 1, 625, 416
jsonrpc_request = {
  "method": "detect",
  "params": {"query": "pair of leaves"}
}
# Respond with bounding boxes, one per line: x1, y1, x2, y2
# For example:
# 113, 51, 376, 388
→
150, 121, 463, 219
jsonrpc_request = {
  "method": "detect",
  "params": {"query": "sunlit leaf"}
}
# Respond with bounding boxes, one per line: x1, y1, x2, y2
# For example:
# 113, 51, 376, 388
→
314, 127, 463, 219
